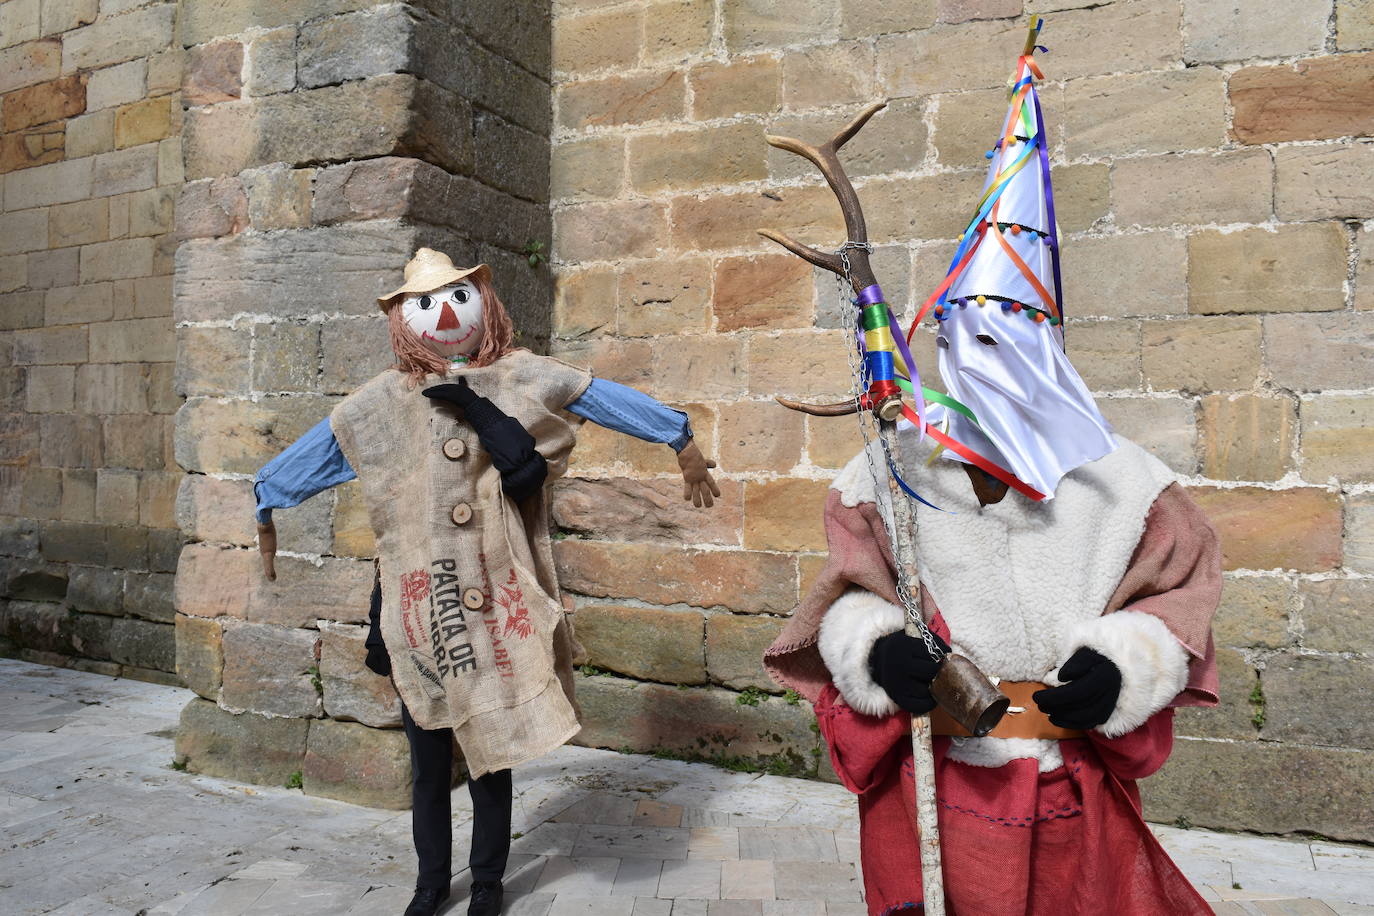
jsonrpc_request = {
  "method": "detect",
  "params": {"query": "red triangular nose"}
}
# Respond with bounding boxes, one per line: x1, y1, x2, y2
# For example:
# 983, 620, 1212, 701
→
436, 301, 460, 331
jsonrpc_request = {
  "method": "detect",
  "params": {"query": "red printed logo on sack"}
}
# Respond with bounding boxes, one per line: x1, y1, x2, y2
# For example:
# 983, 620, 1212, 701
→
398, 569, 429, 648
496, 568, 533, 640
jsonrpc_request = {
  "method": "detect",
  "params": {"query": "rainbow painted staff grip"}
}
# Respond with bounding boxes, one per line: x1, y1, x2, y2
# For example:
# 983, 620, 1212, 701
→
856, 284, 903, 419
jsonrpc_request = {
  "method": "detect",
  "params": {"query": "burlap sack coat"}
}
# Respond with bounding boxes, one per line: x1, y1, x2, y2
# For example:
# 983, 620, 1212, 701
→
331, 350, 591, 777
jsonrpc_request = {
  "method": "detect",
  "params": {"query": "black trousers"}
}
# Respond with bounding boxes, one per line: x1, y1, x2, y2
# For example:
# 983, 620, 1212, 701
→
401, 702, 513, 890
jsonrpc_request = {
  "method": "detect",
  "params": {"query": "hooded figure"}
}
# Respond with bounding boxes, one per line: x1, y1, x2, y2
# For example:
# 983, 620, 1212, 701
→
252, 249, 720, 916
765, 27, 1222, 916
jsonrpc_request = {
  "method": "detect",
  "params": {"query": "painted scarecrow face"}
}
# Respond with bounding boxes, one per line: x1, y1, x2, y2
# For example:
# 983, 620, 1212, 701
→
401, 281, 484, 359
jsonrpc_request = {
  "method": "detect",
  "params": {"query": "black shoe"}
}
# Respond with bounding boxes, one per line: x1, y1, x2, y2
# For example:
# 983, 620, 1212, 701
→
404, 886, 450, 916
467, 880, 503, 916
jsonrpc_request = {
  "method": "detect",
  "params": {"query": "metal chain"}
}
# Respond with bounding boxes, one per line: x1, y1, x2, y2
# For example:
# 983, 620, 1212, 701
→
834, 245, 945, 661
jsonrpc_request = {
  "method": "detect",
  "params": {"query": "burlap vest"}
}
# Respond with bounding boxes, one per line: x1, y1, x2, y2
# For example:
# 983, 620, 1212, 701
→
330, 351, 592, 776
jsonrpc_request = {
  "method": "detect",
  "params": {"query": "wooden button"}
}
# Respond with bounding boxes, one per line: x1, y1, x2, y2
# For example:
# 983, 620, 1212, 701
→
450, 503, 472, 525
442, 438, 466, 459
462, 587, 484, 610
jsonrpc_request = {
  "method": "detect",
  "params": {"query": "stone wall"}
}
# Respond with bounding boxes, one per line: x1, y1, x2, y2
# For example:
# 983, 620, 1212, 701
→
0, 0, 184, 682
168, 0, 553, 807
546, 0, 1374, 841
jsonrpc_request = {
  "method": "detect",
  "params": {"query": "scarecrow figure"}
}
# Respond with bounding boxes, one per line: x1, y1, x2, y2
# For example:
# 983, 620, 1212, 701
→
252, 248, 720, 916
761, 22, 1222, 915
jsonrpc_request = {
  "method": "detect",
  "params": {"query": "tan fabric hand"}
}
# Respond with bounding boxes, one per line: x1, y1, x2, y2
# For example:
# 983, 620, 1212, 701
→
677, 439, 721, 508
257, 520, 278, 581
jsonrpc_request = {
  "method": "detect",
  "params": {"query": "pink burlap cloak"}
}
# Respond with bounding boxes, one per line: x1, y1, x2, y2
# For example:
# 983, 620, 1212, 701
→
765, 482, 1222, 916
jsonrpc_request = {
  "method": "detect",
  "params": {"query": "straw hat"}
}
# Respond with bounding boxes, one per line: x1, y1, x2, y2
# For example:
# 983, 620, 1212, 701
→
377, 248, 491, 311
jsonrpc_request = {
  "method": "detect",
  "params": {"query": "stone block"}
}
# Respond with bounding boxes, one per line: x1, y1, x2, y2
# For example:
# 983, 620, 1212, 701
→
320, 316, 391, 393
67, 564, 123, 615
723, 0, 839, 52
643, 0, 712, 66
0, 122, 64, 172
743, 478, 829, 552
85, 58, 145, 111
108, 616, 174, 671
690, 56, 780, 120
555, 540, 798, 615
106, 524, 149, 569
175, 474, 255, 546
174, 542, 373, 627
552, 5, 641, 75
251, 321, 320, 393
69, 609, 113, 661
550, 477, 741, 546
806, 415, 864, 471
747, 331, 852, 402
1300, 395, 1374, 484
713, 254, 813, 332
3, 600, 73, 654
877, 20, 1018, 98
556, 70, 686, 130
1112, 150, 1272, 228
670, 183, 844, 254
88, 316, 173, 362
303, 717, 411, 809
0, 39, 60, 96
244, 26, 296, 97
59, 468, 95, 522
242, 165, 312, 230
1346, 493, 1374, 575
1172, 647, 1257, 742
221, 621, 322, 718
40, 413, 103, 468
1198, 394, 1296, 482
24, 365, 75, 413
1141, 317, 1261, 393
125, 571, 175, 623
4, 156, 93, 209
472, 110, 548, 200
1264, 313, 1374, 392
0, 206, 48, 256
573, 676, 819, 775
780, 41, 873, 111
66, 109, 112, 157
839, 0, 935, 36
1338, 0, 1374, 49
105, 414, 170, 472
175, 395, 336, 475
615, 256, 709, 337
95, 467, 140, 525
19, 467, 62, 522
184, 40, 242, 106
1062, 68, 1226, 159
114, 96, 173, 149
176, 612, 224, 700
865, 169, 988, 243
0, 253, 26, 292
1231, 52, 1374, 144
61, 4, 174, 71
1275, 143, 1374, 221
1064, 319, 1142, 391
0, 517, 40, 558
706, 613, 784, 692
175, 696, 308, 787
41, 0, 97, 35
554, 200, 668, 264
1213, 575, 1293, 650
48, 198, 107, 249
931, 84, 1059, 170
1189, 486, 1342, 572
74, 362, 153, 414
1264, 653, 1374, 750
573, 604, 706, 684
550, 135, 624, 203
716, 400, 804, 473
1189, 224, 1346, 316
1141, 735, 1374, 842
1096, 396, 1198, 476
298, 6, 412, 89
175, 326, 251, 398
1299, 577, 1374, 656
92, 144, 158, 198
318, 621, 400, 727
1184, 0, 1329, 62
174, 221, 417, 322
2, 74, 85, 132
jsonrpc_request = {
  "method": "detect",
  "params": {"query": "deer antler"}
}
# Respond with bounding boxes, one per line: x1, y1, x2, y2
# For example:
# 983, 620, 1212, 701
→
759, 100, 888, 417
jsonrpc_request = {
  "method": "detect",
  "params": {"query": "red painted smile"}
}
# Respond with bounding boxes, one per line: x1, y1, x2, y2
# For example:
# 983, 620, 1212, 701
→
422, 324, 476, 346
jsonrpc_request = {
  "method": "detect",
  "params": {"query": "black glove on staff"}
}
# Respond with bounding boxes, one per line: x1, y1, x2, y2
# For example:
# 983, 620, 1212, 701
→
1032, 647, 1122, 730
422, 377, 549, 503
868, 628, 951, 716
364, 569, 390, 677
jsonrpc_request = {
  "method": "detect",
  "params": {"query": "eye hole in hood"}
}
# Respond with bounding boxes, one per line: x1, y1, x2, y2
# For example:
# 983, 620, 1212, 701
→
976, 334, 998, 346
937, 335, 949, 349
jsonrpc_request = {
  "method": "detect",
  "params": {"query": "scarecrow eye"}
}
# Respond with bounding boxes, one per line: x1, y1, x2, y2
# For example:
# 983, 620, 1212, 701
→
936, 335, 950, 349
976, 334, 998, 347
418, 295, 434, 310
453, 288, 470, 304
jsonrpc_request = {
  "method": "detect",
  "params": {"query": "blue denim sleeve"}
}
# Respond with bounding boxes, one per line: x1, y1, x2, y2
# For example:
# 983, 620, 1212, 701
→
566, 378, 693, 451
253, 417, 357, 524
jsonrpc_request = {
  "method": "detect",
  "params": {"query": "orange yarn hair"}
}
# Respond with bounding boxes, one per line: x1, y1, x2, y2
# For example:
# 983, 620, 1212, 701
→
385, 272, 518, 386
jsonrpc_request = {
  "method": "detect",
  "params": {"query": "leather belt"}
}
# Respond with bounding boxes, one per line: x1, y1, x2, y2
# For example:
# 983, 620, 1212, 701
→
929, 680, 1086, 741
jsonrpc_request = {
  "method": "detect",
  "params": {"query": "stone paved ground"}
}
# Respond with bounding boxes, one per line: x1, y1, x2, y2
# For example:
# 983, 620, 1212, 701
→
2, 659, 1371, 916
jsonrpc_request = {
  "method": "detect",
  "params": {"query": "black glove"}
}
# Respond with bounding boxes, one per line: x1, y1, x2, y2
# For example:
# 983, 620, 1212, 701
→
363, 570, 391, 678
868, 628, 950, 716
423, 380, 549, 502
1032, 647, 1121, 730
